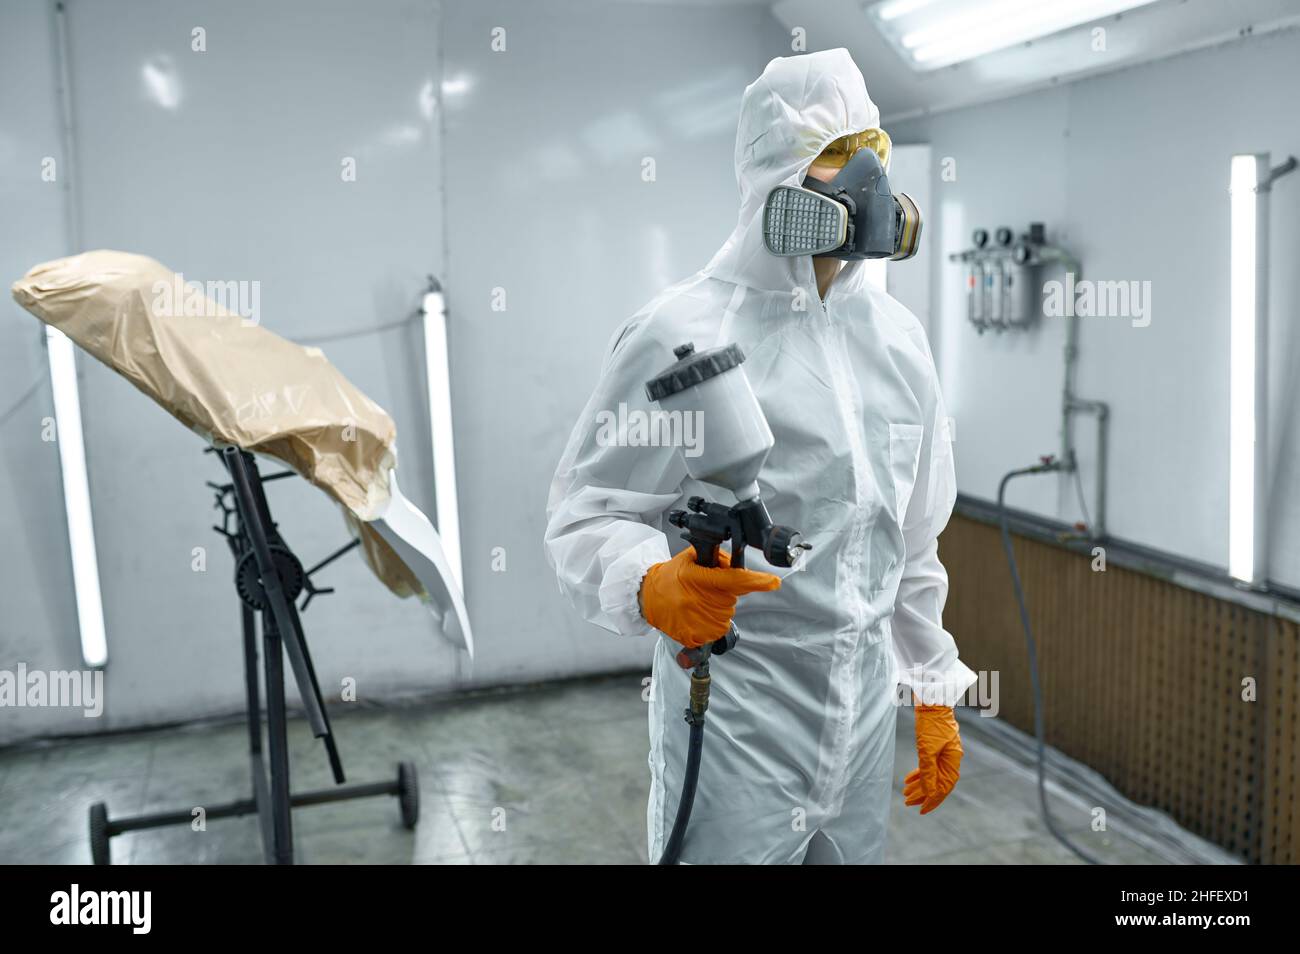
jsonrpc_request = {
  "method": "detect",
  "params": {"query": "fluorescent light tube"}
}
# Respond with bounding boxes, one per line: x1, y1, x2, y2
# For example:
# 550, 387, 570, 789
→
870, 0, 1161, 71
47, 328, 108, 667
1228, 154, 1266, 584
422, 289, 464, 590
876, 0, 940, 23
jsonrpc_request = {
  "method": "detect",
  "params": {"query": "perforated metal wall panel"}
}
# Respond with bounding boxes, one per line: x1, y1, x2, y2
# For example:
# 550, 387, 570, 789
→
940, 514, 1299, 864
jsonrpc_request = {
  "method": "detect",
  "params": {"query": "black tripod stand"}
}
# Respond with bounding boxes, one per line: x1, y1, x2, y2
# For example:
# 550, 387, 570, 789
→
89, 447, 419, 864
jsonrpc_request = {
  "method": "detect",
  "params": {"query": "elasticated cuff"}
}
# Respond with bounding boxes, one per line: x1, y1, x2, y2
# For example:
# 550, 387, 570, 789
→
898, 659, 979, 708
598, 534, 672, 639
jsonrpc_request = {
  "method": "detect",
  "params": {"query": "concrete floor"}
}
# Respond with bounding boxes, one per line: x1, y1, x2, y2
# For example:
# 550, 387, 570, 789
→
0, 674, 1199, 864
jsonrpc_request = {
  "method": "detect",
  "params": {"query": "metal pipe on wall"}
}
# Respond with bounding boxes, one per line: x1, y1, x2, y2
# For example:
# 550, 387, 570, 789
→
1046, 250, 1109, 540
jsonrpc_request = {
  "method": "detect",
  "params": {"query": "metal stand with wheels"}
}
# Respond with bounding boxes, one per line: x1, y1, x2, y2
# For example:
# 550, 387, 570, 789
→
89, 448, 421, 865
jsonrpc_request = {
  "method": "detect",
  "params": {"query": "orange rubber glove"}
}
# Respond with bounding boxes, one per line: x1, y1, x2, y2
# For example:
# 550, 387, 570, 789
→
904, 703, 963, 815
640, 547, 780, 649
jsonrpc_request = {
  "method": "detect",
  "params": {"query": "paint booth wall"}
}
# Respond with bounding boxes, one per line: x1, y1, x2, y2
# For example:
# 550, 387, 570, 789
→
0, 0, 785, 744
887, 27, 1300, 587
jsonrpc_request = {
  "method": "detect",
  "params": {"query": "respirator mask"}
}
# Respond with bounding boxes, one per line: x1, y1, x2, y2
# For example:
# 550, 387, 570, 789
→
762, 128, 922, 261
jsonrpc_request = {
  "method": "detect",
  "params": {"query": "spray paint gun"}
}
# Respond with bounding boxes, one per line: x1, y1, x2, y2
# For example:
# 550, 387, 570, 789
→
665, 496, 807, 667
646, 342, 810, 669
645, 341, 810, 864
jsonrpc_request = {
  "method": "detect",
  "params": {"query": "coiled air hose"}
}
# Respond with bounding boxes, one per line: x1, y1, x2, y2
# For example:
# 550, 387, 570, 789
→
997, 463, 1104, 866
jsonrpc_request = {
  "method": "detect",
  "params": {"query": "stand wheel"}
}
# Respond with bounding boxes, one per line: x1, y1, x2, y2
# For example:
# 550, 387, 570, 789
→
89, 802, 110, 865
397, 761, 419, 830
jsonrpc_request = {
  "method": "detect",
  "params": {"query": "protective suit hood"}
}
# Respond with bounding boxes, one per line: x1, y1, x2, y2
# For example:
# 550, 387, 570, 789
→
706, 48, 881, 293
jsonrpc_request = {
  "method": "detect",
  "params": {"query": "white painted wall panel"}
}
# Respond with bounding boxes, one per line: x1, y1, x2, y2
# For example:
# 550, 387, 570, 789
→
889, 29, 1300, 584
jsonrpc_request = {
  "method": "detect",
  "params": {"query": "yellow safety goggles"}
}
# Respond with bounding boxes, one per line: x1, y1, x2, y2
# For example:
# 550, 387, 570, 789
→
813, 128, 892, 172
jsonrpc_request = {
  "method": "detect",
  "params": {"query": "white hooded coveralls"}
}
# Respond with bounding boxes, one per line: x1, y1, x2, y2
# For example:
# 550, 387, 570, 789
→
546, 49, 976, 864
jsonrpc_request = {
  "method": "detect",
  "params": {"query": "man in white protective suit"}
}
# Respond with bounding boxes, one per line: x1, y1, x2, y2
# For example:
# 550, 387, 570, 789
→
546, 48, 977, 864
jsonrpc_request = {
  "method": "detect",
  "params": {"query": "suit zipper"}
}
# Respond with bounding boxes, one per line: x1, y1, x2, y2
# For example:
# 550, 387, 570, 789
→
813, 288, 871, 812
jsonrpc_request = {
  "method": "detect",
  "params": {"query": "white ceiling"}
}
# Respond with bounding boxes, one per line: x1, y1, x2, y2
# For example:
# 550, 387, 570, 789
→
769, 0, 1300, 121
